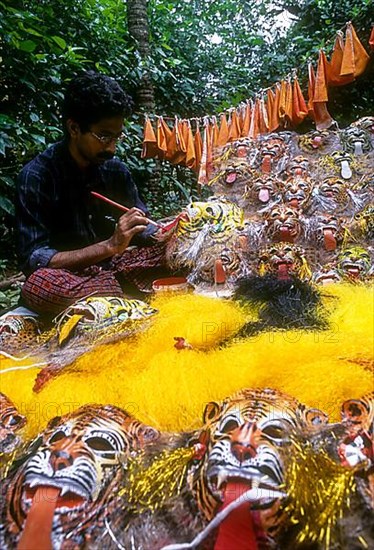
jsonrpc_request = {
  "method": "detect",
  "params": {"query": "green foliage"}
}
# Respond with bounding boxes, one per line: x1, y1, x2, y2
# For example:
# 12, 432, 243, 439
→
0, 288, 21, 311
0, 0, 373, 275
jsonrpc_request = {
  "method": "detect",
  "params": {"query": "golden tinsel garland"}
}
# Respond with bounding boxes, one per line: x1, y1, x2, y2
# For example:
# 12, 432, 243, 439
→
119, 446, 197, 513
283, 438, 359, 549
0, 450, 16, 480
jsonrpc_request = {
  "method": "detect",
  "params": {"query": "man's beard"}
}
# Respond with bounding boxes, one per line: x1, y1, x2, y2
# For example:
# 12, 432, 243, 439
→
95, 151, 115, 162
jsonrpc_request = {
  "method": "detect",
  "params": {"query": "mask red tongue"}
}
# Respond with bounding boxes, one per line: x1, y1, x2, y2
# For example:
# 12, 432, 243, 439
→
258, 188, 270, 203
312, 135, 322, 148
348, 267, 360, 277
261, 155, 272, 173
214, 259, 226, 284
214, 481, 258, 550
18, 486, 60, 550
226, 172, 237, 184
279, 227, 293, 242
323, 229, 337, 251
277, 263, 290, 280
290, 198, 299, 208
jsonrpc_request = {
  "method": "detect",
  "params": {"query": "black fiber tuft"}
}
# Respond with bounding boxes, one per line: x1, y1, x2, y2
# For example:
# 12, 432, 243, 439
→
232, 274, 328, 339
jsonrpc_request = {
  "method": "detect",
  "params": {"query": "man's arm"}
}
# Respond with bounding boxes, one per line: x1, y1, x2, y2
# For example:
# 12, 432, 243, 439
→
48, 208, 148, 270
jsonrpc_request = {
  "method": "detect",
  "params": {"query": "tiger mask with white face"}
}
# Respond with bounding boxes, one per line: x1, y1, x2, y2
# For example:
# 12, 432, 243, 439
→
188, 388, 328, 546
0, 404, 160, 549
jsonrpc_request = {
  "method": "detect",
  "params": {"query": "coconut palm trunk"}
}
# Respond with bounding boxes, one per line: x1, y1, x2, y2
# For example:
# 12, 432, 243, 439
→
126, 0, 155, 111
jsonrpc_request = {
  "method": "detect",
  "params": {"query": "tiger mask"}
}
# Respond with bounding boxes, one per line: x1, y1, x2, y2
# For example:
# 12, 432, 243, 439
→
243, 174, 282, 209
281, 175, 313, 211
0, 393, 26, 455
311, 214, 345, 252
264, 205, 302, 243
337, 246, 372, 282
285, 155, 310, 178
257, 242, 311, 281
340, 126, 373, 156
189, 388, 328, 545
0, 404, 159, 549
256, 134, 289, 174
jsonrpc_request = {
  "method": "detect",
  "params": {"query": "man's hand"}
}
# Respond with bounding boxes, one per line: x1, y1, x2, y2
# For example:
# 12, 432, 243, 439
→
48, 208, 148, 271
107, 208, 148, 255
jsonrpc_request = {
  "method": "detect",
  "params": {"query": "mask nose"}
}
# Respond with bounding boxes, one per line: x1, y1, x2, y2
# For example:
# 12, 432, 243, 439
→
230, 422, 260, 463
49, 450, 74, 472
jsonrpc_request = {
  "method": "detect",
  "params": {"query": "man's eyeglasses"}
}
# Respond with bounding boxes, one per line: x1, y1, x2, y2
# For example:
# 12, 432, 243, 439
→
89, 131, 125, 145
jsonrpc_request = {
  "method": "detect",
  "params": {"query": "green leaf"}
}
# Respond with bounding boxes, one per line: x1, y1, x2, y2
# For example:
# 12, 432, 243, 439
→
0, 196, 15, 216
24, 27, 42, 37
30, 134, 46, 145
51, 36, 66, 49
0, 176, 15, 187
19, 39, 37, 52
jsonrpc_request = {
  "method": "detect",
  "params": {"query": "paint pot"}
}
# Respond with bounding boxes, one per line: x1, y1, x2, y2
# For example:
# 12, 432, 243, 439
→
152, 277, 190, 293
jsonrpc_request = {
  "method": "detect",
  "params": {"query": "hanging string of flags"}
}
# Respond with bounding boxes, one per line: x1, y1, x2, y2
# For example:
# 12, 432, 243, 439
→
141, 22, 373, 185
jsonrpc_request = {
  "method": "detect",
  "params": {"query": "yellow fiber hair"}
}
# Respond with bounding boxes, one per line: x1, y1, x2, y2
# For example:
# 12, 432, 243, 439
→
0, 286, 372, 439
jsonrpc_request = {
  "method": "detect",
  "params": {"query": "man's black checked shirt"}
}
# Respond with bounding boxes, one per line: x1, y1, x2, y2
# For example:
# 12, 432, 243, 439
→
16, 140, 155, 275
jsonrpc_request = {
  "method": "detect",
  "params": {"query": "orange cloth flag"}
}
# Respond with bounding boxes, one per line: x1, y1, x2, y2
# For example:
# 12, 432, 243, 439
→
249, 99, 260, 139
183, 120, 196, 169
307, 63, 316, 121
278, 80, 287, 123
156, 116, 171, 160
266, 89, 275, 131
241, 103, 251, 137
284, 79, 293, 126
211, 116, 220, 148
341, 22, 370, 78
141, 116, 158, 158
329, 33, 355, 86
228, 109, 241, 141
165, 117, 187, 164
309, 58, 335, 131
370, 26, 374, 50
268, 86, 281, 132
217, 113, 230, 147
198, 118, 213, 185
292, 77, 308, 125
258, 96, 269, 134
314, 50, 329, 102
192, 121, 203, 173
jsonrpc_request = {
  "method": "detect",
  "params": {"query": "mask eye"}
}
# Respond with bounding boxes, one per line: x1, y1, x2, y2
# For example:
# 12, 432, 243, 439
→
261, 425, 285, 439
85, 437, 116, 452
49, 430, 66, 444
47, 416, 62, 430
8, 415, 23, 427
84, 430, 119, 458
220, 419, 240, 433
3, 413, 23, 428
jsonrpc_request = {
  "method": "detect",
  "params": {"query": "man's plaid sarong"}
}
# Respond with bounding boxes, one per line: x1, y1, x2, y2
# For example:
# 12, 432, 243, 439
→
21, 243, 168, 315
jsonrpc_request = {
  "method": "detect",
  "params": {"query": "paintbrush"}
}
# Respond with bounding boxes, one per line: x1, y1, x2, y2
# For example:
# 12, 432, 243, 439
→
91, 191, 162, 228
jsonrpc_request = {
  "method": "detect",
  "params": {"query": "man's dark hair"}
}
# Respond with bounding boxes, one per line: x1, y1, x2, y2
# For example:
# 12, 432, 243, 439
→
62, 71, 134, 132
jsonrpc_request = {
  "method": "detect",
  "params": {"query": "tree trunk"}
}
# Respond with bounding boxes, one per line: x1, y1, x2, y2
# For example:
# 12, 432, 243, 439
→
126, 0, 155, 112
